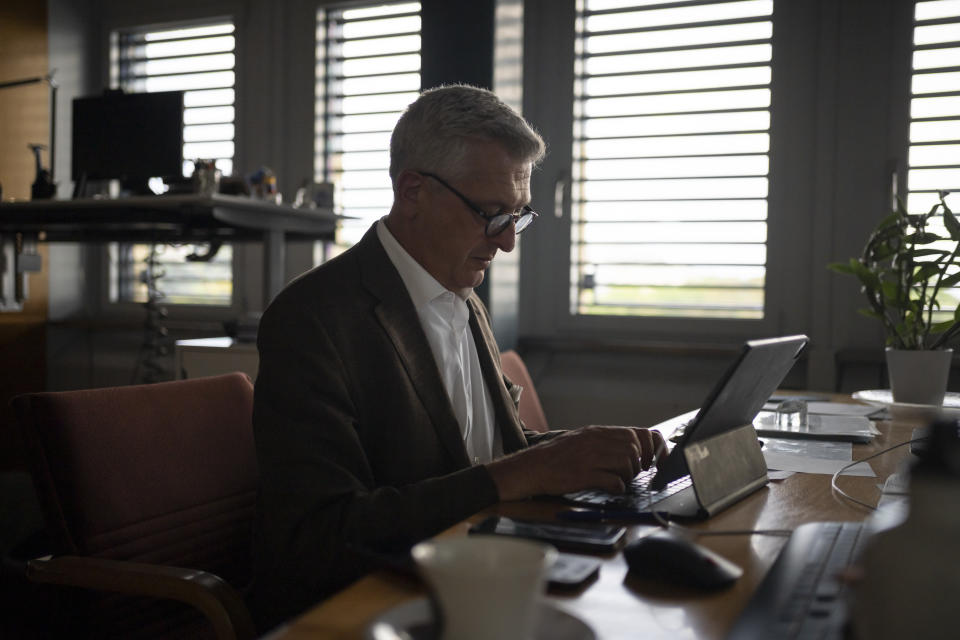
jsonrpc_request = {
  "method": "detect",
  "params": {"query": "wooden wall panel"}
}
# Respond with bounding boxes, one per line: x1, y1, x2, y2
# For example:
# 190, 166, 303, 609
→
0, 1, 50, 470
0, 2, 50, 200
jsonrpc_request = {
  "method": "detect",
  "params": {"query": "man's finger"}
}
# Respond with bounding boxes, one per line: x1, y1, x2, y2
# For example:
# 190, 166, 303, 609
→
634, 428, 655, 469
651, 430, 669, 460
596, 472, 626, 494
628, 441, 642, 475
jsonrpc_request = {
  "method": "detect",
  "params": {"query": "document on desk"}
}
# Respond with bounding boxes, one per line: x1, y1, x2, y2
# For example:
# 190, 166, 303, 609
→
761, 438, 877, 477
763, 399, 885, 418
753, 412, 880, 443
762, 438, 852, 460
807, 401, 886, 418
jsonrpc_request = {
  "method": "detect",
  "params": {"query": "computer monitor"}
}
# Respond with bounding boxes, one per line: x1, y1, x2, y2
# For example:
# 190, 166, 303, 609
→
71, 90, 184, 195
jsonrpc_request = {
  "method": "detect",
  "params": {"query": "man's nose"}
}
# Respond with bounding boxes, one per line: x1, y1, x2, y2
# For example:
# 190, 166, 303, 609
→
491, 223, 517, 252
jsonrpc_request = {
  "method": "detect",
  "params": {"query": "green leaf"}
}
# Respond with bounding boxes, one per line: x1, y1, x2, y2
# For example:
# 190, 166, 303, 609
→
944, 205, 960, 241
828, 261, 854, 274
915, 263, 941, 281
882, 280, 902, 306
940, 272, 960, 288
875, 211, 900, 230
931, 319, 957, 333
871, 243, 896, 260
906, 231, 941, 245
849, 259, 880, 289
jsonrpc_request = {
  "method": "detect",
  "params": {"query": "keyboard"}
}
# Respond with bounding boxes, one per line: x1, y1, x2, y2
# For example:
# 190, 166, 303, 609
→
727, 521, 870, 640
564, 467, 694, 511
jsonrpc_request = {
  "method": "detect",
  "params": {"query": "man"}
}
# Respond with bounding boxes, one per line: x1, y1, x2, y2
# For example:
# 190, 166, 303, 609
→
252, 84, 664, 628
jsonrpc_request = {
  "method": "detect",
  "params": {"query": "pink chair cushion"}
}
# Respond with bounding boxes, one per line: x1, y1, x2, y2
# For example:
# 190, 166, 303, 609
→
499, 350, 549, 433
15, 372, 257, 587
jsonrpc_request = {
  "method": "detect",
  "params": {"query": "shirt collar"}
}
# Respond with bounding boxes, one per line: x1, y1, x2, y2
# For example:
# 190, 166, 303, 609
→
376, 218, 456, 309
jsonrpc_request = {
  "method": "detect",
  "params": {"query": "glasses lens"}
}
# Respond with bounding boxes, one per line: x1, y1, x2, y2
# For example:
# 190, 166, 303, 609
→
514, 212, 535, 234
484, 211, 536, 236
486, 214, 513, 236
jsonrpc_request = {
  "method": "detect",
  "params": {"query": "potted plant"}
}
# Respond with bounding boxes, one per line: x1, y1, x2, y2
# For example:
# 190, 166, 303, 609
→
829, 190, 960, 405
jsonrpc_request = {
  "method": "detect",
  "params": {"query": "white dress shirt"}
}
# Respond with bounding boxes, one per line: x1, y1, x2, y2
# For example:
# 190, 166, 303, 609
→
376, 219, 502, 464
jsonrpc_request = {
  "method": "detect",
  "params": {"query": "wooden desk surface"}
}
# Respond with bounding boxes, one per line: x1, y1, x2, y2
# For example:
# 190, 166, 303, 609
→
270, 399, 925, 640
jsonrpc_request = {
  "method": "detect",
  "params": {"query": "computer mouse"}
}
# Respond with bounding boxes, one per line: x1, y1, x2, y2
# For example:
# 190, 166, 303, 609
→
623, 529, 743, 590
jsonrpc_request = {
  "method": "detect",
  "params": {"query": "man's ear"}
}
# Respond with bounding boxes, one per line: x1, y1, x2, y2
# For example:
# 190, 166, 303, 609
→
394, 169, 424, 217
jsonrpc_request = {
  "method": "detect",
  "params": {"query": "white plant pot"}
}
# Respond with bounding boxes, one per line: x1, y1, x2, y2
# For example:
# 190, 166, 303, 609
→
885, 348, 953, 406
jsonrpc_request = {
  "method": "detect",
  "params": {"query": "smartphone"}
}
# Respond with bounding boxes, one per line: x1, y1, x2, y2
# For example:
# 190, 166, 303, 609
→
468, 515, 626, 553
547, 552, 603, 590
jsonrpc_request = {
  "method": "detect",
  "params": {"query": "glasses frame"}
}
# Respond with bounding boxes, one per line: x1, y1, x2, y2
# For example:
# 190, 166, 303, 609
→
419, 171, 538, 236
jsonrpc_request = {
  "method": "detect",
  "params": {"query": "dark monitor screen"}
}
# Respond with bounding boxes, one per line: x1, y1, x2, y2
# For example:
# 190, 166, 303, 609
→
71, 90, 184, 188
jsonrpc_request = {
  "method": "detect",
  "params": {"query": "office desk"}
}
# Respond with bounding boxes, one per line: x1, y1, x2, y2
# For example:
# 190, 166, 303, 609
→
0, 194, 340, 307
269, 402, 923, 640
174, 337, 259, 381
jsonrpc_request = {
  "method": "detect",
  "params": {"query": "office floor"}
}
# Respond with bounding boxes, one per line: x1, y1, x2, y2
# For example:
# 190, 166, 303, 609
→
0, 471, 51, 639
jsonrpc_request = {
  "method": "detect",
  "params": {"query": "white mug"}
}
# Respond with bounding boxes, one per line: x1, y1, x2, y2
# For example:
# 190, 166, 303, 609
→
411, 535, 557, 640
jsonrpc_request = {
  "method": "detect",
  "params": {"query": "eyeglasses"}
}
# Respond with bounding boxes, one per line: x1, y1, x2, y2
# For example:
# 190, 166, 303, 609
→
419, 171, 538, 237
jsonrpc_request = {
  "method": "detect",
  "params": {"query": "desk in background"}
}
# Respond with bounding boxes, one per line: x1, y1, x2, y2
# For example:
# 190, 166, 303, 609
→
0, 194, 339, 309
174, 337, 258, 381
268, 397, 922, 640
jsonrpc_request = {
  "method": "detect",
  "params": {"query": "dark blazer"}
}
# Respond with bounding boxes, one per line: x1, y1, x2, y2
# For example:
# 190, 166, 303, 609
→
252, 224, 550, 628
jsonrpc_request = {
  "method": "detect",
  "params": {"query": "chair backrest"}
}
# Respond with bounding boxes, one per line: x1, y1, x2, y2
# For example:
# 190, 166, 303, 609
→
13, 372, 257, 634
499, 350, 549, 433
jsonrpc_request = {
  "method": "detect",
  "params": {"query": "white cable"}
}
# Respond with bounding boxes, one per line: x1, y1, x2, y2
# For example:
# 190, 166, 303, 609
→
830, 436, 926, 510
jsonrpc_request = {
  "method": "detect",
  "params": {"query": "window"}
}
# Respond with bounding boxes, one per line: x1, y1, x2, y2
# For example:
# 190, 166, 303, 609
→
909, 0, 960, 318
571, 0, 773, 319
315, 2, 421, 253
110, 21, 236, 306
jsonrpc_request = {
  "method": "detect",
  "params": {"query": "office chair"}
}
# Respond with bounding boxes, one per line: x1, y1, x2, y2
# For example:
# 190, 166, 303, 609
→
499, 350, 549, 433
11, 372, 258, 640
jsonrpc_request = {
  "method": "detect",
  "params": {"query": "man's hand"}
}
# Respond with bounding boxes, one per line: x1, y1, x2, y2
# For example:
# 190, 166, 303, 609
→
486, 426, 668, 502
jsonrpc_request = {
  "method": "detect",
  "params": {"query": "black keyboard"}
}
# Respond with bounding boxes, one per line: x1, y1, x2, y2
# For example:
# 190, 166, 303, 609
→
564, 467, 693, 511
727, 521, 869, 640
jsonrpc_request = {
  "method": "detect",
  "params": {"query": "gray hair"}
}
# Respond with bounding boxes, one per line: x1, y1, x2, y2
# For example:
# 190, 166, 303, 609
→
389, 84, 546, 183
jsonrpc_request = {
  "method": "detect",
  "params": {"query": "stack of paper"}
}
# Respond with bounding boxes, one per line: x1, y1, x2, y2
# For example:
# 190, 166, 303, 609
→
763, 398, 885, 418
804, 402, 885, 418
753, 412, 880, 443
761, 438, 877, 478
755, 399, 883, 443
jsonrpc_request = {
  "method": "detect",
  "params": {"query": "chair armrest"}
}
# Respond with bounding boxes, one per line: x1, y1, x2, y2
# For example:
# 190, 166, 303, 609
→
26, 555, 255, 640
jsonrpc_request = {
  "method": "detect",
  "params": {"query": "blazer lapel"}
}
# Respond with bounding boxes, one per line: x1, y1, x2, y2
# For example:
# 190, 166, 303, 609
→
356, 227, 471, 468
466, 296, 529, 453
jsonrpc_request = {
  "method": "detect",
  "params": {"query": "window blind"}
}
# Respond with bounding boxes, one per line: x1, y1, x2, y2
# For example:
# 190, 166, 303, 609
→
909, 0, 960, 321
111, 21, 236, 306
571, 0, 773, 319
316, 2, 422, 252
